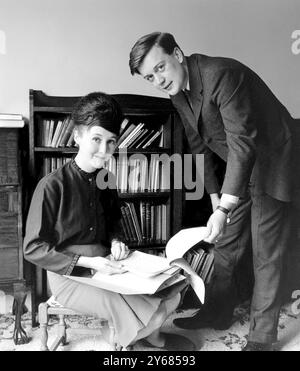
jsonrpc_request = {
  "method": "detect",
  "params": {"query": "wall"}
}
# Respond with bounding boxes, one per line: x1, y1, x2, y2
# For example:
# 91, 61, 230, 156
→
0, 0, 299, 118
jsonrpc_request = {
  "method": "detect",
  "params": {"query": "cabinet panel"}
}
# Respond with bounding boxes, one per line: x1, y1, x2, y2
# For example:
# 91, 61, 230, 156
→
0, 187, 19, 247
0, 247, 19, 279
0, 129, 19, 184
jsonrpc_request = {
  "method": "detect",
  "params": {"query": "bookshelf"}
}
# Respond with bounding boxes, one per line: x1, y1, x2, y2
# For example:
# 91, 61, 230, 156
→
28, 89, 184, 311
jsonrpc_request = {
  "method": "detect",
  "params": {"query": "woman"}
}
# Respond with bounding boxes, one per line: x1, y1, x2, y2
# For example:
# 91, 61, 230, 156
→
23, 92, 194, 351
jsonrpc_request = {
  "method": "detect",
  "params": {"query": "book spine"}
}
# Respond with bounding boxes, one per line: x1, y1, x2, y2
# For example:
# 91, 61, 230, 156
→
124, 203, 138, 243
120, 206, 133, 243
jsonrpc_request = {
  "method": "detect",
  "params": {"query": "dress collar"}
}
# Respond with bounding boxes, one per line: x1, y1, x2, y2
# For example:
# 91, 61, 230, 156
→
71, 159, 100, 180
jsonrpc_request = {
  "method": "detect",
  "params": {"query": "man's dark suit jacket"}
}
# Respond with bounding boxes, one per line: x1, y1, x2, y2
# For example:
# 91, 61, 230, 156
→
171, 54, 293, 202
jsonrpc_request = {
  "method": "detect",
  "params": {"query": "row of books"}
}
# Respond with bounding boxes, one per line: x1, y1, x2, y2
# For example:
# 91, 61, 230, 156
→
37, 116, 164, 149
38, 117, 75, 148
0, 113, 24, 128
121, 202, 168, 245
186, 247, 214, 284
105, 156, 169, 193
117, 118, 164, 149
41, 156, 170, 194
42, 157, 71, 176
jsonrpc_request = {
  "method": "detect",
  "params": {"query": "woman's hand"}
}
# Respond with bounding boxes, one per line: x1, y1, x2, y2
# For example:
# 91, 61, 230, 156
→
77, 256, 127, 275
93, 257, 128, 275
111, 240, 130, 261
204, 209, 227, 244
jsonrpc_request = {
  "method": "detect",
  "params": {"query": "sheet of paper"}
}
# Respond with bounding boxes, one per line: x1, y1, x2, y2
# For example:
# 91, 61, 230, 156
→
121, 250, 171, 277
166, 226, 210, 263
170, 258, 205, 304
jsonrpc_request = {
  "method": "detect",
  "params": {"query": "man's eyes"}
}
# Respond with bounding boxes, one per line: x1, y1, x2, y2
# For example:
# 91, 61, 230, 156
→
157, 64, 165, 72
146, 75, 154, 82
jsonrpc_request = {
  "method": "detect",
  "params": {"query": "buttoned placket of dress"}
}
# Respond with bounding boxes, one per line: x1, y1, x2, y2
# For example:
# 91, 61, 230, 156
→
88, 175, 97, 237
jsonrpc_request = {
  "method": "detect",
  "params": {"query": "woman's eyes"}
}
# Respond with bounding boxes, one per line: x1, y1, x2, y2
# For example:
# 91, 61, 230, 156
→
92, 138, 116, 146
157, 64, 165, 72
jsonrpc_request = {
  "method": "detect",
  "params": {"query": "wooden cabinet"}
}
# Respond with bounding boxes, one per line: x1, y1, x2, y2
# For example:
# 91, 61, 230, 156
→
0, 128, 29, 344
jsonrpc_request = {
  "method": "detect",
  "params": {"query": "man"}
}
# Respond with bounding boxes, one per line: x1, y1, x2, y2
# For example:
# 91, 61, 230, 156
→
129, 32, 293, 351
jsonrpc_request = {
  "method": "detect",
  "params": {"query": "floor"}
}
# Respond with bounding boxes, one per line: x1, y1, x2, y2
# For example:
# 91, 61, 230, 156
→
1, 290, 300, 351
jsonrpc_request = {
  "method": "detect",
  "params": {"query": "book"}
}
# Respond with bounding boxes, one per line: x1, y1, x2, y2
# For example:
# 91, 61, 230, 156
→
142, 128, 163, 149
0, 113, 23, 120
116, 123, 136, 147
51, 120, 64, 147
66, 130, 75, 147
65, 226, 210, 302
0, 119, 24, 128
47, 120, 55, 147
59, 117, 74, 147
55, 118, 69, 147
118, 123, 144, 148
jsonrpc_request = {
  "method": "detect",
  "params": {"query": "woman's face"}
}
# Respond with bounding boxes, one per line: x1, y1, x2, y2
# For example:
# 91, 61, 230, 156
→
74, 125, 117, 171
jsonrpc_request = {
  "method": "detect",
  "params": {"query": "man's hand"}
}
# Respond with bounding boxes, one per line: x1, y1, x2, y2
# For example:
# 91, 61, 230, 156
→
210, 193, 221, 212
111, 240, 130, 261
204, 209, 227, 244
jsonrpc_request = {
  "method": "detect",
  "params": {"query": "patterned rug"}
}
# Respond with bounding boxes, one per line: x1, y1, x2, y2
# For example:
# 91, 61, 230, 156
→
1, 299, 299, 351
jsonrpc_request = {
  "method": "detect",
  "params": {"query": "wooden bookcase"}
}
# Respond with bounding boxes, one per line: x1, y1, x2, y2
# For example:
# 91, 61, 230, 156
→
28, 89, 184, 317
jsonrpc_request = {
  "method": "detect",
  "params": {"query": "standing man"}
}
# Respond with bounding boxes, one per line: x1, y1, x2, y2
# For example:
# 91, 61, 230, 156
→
129, 32, 293, 351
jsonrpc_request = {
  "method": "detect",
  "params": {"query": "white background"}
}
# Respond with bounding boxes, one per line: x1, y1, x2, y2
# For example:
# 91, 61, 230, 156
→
0, 0, 299, 118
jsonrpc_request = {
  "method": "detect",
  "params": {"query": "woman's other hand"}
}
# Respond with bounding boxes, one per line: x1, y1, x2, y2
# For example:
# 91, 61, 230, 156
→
111, 240, 130, 261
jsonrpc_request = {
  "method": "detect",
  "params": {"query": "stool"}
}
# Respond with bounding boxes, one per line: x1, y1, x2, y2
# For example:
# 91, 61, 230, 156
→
38, 301, 123, 351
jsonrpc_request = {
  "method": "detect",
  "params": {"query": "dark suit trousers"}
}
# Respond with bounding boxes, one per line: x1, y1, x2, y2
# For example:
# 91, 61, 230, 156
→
208, 181, 290, 343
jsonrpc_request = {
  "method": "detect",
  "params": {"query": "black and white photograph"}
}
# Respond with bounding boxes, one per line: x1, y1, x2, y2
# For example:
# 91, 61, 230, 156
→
0, 0, 300, 354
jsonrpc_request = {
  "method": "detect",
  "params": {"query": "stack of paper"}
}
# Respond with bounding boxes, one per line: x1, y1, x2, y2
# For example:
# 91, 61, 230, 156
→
0, 113, 24, 128
65, 227, 210, 303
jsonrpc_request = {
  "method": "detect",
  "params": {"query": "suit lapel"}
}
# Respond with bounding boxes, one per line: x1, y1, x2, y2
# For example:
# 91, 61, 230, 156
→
188, 55, 203, 123
172, 90, 197, 129
171, 55, 203, 133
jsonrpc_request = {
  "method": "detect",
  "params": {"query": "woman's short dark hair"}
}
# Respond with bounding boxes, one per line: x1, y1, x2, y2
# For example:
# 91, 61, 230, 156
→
72, 92, 123, 135
129, 32, 182, 75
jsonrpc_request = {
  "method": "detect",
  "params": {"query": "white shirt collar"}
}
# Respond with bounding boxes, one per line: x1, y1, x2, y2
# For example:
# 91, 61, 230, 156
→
186, 78, 190, 91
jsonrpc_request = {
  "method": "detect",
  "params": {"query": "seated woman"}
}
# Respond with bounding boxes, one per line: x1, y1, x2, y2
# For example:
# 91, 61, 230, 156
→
23, 92, 194, 351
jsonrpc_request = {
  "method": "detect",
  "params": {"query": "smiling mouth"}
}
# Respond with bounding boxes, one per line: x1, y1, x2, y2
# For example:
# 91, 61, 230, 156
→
94, 156, 107, 161
164, 82, 173, 90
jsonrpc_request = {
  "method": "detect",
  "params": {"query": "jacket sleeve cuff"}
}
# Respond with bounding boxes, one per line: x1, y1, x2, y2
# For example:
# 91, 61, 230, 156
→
220, 193, 239, 205
65, 254, 80, 276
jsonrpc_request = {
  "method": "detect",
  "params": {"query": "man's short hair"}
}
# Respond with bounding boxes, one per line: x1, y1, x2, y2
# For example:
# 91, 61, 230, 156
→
129, 32, 181, 75
72, 92, 123, 136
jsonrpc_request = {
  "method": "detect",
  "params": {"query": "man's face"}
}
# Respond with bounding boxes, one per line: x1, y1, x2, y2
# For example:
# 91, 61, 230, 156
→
138, 45, 187, 96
